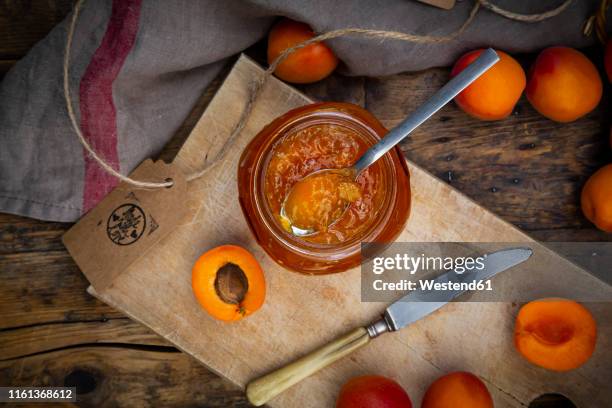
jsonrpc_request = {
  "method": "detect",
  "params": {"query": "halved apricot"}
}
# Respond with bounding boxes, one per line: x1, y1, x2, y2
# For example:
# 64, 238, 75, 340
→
192, 245, 266, 322
514, 298, 597, 371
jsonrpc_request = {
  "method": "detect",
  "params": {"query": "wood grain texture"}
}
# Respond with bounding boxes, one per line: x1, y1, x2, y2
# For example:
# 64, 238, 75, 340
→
0, 318, 168, 361
0, 0, 73, 81
365, 67, 611, 236
0, 245, 122, 329
0, 347, 251, 407
1, 2, 610, 406
0, 0, 73, 60
86, 56, 611, 408
0, 59, 17, 78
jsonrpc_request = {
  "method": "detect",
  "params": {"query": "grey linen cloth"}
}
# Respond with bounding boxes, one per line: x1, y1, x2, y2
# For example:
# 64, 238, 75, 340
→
0, 0, 602, 221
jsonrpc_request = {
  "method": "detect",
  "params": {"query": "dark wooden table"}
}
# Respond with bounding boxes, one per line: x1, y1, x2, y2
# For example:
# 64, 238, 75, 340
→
1, 2, 610, 407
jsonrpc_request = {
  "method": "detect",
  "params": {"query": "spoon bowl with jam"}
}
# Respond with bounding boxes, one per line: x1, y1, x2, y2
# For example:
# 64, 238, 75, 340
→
280, 168, 360, 235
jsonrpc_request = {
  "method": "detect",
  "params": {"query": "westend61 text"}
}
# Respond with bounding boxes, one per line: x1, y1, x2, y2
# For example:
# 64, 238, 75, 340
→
373, 279, 493, 292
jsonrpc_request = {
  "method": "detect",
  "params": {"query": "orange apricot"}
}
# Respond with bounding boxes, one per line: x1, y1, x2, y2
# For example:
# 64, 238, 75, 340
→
192, 245, 266, 322
267, 18, 338, 84
336, 375, 412, 408
526, 47, 602, 122
514, 298, 597, 371
581, 164, 612, 232
422, 371, 493, 408
451, 49, 526, 120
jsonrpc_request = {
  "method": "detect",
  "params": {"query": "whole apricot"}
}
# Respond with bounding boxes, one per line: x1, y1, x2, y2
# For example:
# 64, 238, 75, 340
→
581, 164, 612, 232
422, 371, 493, 408
267, 18, 338, 84
526, 47, 602, 122
336, 375, 412, 408
451, 49, 526, 120
514, 298, 597, 371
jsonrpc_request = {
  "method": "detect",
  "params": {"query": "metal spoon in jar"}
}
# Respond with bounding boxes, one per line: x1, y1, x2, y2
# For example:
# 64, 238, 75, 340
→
281, 48, 500, 237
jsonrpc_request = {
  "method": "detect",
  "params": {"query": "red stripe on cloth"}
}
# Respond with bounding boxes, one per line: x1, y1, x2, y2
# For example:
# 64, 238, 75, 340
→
79, 0, 142, 213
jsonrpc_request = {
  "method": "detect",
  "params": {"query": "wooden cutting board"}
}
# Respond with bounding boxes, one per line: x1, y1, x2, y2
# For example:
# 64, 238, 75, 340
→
88, 55, 611, 407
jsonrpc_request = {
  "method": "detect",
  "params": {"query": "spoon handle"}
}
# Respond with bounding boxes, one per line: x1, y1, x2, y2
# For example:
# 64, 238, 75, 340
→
353, 48, 500, 173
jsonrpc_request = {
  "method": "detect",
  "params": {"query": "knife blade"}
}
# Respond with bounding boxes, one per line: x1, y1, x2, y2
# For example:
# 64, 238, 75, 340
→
382, 247, 533, 332
246, 247, 533, 406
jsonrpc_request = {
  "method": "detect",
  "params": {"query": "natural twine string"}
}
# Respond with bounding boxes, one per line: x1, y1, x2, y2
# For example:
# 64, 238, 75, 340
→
63, 0, 173, 188
583, 0, 609, 44
64, 0, 572, 189
479, 0, 573, 22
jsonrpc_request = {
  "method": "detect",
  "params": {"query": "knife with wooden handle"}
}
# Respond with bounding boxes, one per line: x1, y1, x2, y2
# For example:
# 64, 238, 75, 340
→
246, 247, 533, 406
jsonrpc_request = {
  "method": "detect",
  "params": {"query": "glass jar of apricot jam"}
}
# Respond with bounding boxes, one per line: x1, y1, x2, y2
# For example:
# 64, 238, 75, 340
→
238, 102, 411, 274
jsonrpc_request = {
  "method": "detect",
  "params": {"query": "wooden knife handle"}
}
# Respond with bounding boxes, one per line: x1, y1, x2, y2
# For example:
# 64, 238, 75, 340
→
245, 327, 371, 406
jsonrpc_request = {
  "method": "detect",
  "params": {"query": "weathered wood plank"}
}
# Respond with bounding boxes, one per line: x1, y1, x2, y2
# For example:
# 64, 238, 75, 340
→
0, 59, 17, 79
364, 68, 611, 239
298, 73, 366, 107
0, 346, 252, 407
0, 213, 69, 254
0, 250, 122, 329
0, 318, 169, 361
530, 228, 612, 242
0, 0, 72, 59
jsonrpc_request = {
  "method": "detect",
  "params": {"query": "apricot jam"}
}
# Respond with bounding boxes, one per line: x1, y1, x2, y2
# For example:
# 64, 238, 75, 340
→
238, 102, 411, 274
268, 126, 381, 242
281, 169, 361, 234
